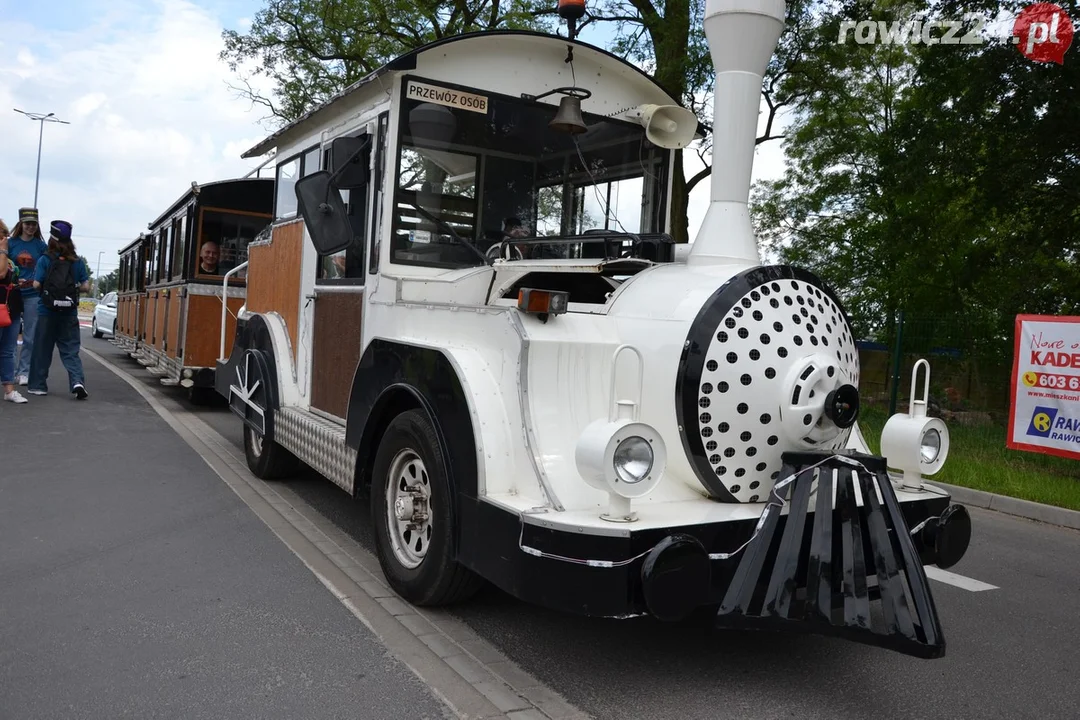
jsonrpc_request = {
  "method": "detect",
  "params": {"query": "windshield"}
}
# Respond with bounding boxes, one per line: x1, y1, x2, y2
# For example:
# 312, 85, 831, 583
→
390, 77, 669, 269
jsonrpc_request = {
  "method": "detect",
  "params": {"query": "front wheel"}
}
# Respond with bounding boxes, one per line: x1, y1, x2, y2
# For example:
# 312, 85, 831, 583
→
239, 349, 300, 480
371, 409, 483, 606
91, 318, 103, 338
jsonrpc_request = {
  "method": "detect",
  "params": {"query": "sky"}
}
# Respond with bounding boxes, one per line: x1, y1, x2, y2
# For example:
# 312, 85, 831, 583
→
0, 0, 789, 280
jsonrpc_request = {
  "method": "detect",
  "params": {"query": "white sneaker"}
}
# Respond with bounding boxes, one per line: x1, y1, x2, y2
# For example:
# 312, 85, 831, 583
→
4, 390, 28, 404
27, 389, 47, 396
16, 375, 28, 386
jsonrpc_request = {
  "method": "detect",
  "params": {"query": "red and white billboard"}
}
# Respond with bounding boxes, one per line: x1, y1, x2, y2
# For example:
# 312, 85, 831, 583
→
1007, 314, 1080, 460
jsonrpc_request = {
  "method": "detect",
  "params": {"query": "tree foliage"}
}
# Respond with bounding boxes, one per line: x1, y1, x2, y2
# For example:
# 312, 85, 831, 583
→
752, 0, 1080, 358
221, 0, 554, 124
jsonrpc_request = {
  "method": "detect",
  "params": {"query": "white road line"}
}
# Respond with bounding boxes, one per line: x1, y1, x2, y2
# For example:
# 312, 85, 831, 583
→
924, 565, 999, 592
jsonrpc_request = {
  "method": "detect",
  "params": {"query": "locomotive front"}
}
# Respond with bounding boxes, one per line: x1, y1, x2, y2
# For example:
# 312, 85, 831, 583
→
514, 0, 972, 660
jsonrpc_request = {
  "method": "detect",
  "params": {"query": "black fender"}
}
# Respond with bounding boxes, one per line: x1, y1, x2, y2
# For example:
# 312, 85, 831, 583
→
345, 339, 479, 562
215, 314, 283, 437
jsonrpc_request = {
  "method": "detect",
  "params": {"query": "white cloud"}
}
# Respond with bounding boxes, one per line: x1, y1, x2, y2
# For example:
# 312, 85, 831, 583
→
0, 0, 275, 277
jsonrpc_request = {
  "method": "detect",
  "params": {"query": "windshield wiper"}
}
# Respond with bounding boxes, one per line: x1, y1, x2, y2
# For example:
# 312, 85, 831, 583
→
406, 201, 492, 267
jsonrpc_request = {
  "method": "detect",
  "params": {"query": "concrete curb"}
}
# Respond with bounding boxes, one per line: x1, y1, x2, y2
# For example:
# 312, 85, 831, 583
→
932, 481, 1080, 532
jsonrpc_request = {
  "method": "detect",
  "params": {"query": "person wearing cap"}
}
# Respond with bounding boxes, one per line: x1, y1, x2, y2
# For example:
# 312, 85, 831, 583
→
0, 217, 28, 403
6, 207, 47, 385
27, 220, 90, 400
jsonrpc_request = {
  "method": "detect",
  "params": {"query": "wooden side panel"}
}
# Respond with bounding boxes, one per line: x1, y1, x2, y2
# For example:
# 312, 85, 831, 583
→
143, 292, 157, 344
184, 295, 245, 368
310, 292, 364, 419
166, 292, 183, 358
246, 219, 304, 364
154, 291, 167, 350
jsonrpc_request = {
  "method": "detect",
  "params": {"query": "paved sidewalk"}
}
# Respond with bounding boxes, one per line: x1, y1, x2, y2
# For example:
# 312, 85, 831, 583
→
0, 349, 454, 719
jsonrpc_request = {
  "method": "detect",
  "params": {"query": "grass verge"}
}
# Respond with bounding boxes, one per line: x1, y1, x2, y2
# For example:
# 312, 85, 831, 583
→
858, 405, 1080, 512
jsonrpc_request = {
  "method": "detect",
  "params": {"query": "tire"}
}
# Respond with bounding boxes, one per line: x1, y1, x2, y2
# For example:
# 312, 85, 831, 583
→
244, 419, 300, 480
91, 318, 103, 338
371, 409, 483, 606
239, 349, 300, 480
111, 321, 117, 337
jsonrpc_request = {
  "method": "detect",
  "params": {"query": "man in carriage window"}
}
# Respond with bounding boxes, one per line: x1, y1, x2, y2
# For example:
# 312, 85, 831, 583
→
199, 240, 221, 274
198, 239, 235, 276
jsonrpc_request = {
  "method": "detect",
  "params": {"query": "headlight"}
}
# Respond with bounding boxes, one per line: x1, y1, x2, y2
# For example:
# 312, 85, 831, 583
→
614, 437, 654, 484
880, 359, 949, 488
920, 429, 941, 464
576, 419, 666, 502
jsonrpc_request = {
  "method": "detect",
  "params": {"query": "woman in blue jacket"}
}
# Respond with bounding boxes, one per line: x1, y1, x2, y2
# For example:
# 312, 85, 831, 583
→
6, 207, 47, 385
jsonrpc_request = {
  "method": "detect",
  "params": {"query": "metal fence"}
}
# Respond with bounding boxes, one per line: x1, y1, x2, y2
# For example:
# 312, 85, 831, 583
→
856, 311, 1014, 425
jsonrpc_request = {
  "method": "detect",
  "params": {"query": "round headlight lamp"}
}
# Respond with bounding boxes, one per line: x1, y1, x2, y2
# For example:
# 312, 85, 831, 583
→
613, 437, 654, 484
920, 428, 942, 464
576, 419, 666, 500
880, 360, 950, 488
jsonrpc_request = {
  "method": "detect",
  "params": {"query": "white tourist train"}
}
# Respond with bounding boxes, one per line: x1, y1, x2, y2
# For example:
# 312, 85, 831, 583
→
215, 0, 972, 657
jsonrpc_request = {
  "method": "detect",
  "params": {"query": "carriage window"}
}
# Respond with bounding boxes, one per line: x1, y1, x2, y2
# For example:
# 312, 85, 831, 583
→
275, 156, 300, 218
172, 215, 187, 278
197, 209, 271, 278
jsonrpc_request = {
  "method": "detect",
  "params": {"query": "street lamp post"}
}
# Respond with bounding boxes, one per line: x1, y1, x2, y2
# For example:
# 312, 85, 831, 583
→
13, 109, 70, 207
95, 251, 104, 298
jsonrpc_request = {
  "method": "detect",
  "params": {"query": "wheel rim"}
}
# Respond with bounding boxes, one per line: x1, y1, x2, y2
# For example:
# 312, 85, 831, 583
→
247, 425, 264, 458
92, 319, 97, 332
385, 448, 433, 569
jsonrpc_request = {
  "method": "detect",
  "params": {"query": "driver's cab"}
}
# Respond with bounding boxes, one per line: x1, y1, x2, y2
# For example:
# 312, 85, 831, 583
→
386, 75, 676, 304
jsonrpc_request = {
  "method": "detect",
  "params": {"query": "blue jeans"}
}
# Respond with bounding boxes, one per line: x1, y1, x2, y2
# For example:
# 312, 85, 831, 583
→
0, 312, 21, 385
16, 295, 40, 377
28, 311, 85, 392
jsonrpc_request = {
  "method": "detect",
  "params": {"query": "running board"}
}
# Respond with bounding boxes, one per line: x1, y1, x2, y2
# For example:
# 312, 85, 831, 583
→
715, 451, 946, 659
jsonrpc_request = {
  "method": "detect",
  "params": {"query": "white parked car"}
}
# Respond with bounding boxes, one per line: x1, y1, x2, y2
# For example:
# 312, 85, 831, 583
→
91, 292, 117, 338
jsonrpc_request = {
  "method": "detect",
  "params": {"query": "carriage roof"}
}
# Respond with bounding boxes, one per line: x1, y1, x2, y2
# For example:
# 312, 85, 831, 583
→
240, 30, 702, 160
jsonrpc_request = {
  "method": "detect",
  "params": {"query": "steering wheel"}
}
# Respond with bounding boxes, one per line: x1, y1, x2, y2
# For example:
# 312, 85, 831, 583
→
486, 241, 524, 261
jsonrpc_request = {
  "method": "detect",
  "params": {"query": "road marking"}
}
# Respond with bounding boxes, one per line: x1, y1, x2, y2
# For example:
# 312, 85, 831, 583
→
924, 565, 999, 592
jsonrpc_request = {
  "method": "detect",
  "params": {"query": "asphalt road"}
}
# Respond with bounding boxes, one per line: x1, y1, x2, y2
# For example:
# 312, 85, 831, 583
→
83, 332, 1080, 720
0, 336, 455, 720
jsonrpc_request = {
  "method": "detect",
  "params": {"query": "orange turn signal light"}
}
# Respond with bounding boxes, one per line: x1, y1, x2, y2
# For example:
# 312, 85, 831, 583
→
517, 288, 569, 318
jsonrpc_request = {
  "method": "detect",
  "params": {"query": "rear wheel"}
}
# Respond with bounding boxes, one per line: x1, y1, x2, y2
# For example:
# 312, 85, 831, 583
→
371, 409, 482, 606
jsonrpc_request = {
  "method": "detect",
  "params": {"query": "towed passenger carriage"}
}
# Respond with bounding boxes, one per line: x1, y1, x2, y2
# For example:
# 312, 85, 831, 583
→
217, 0, 973, 658
114, 178, 274, 401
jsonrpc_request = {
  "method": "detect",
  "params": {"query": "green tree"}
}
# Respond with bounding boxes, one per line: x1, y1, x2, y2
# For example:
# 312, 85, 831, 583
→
580, 0, 824, 242
221, 0, 553, 124
752, 0, 1080, 360
97, 269, 119, 296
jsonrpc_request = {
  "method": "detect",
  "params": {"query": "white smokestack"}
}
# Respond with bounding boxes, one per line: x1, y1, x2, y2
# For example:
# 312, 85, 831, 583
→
688, 0, 786, 267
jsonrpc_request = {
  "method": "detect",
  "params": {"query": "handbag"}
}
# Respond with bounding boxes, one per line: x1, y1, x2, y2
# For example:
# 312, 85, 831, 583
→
0, 280, 12, 328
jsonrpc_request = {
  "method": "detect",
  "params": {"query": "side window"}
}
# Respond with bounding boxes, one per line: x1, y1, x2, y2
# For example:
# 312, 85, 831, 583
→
317, 133, 369, 284
275, 145, 321, 220
275, 156, 300, 218
172, 214, 187, 278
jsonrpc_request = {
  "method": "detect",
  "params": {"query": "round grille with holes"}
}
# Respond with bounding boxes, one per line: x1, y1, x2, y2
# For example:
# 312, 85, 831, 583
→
676, 266, 861, 503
